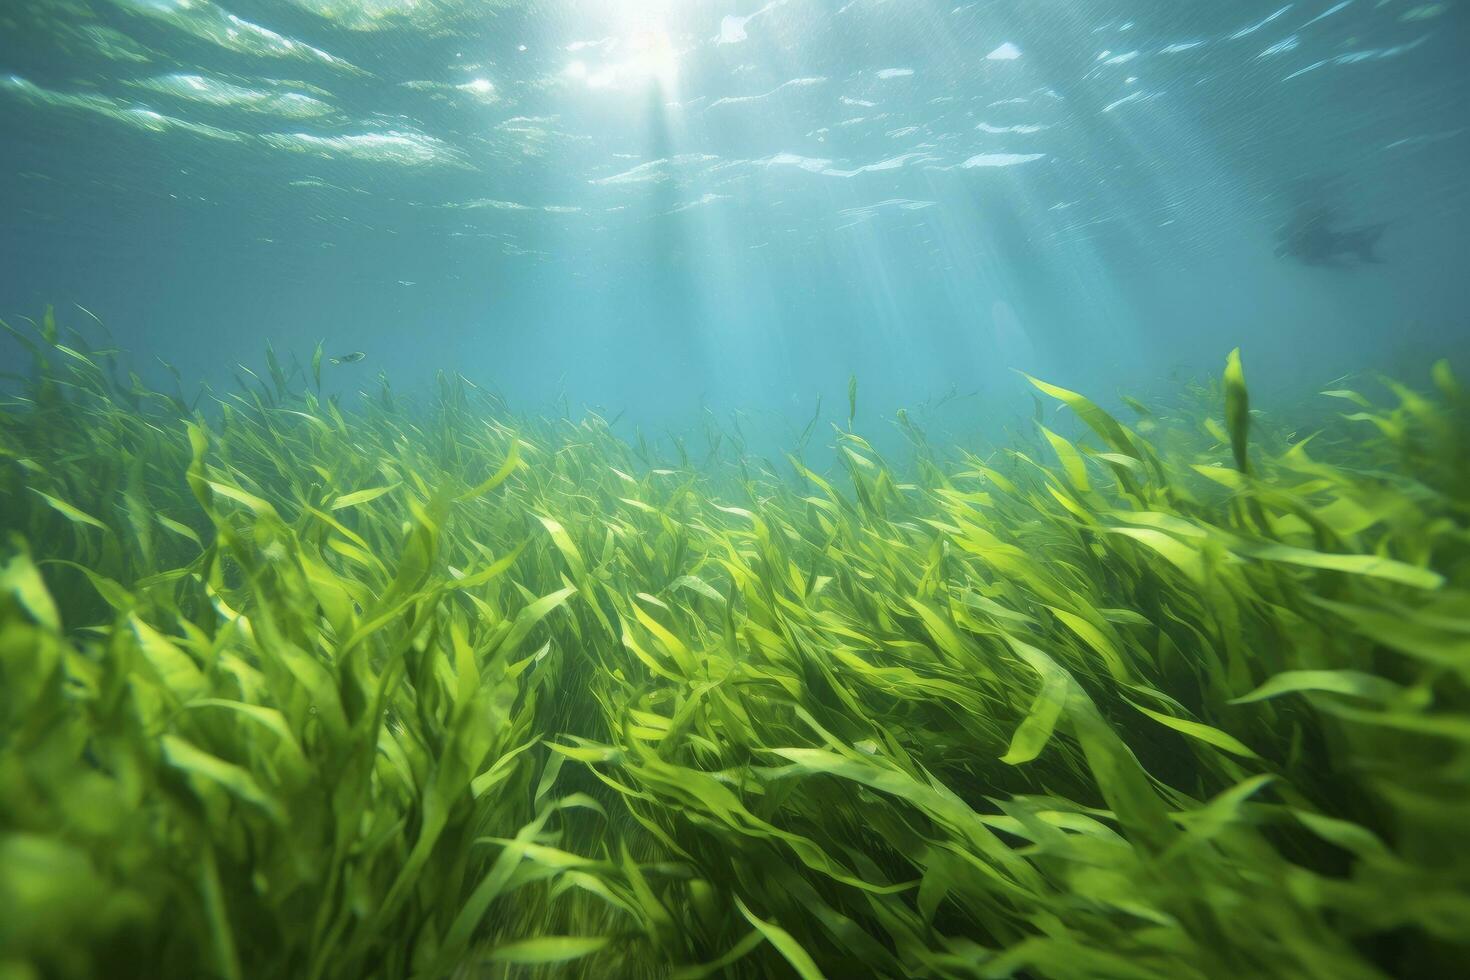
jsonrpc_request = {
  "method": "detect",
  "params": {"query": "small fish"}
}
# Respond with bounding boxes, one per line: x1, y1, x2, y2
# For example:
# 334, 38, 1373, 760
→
1274, 204, 1388, 267
330, 351, 366, 365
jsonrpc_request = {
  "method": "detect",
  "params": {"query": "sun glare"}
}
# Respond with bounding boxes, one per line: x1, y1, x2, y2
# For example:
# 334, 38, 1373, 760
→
564, 14, 679, 93
625, 28, 679, 87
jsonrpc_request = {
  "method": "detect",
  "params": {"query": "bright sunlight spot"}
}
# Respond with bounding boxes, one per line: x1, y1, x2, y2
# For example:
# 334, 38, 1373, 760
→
624, 28, 679, 88
564, 14, 679, 93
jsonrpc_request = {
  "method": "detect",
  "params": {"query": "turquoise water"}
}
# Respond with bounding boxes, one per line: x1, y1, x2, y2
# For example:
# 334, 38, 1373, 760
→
4, 7, 1470, 978
2, 0, 1467, 428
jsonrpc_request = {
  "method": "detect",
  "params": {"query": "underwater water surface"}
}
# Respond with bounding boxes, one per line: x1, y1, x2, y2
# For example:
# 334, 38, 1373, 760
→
2, 1, 1469, 978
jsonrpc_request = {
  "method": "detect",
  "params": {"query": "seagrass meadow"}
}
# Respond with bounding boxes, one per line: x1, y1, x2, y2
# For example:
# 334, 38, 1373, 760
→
2, 308, 1469, 980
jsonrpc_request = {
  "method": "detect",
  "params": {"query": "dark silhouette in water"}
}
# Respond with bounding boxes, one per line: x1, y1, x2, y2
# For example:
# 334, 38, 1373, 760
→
1274, 204, 1387, 266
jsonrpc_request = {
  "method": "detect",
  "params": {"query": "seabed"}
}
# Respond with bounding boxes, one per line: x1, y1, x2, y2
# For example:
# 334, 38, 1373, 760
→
3, 310, 1468, 978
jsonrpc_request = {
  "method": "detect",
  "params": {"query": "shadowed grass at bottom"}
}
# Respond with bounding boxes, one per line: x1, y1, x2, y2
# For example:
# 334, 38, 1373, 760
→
2, 306, 1468, 979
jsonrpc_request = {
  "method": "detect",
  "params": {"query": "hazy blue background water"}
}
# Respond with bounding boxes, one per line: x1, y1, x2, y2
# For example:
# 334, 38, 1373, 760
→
3, 0, 1467, 444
